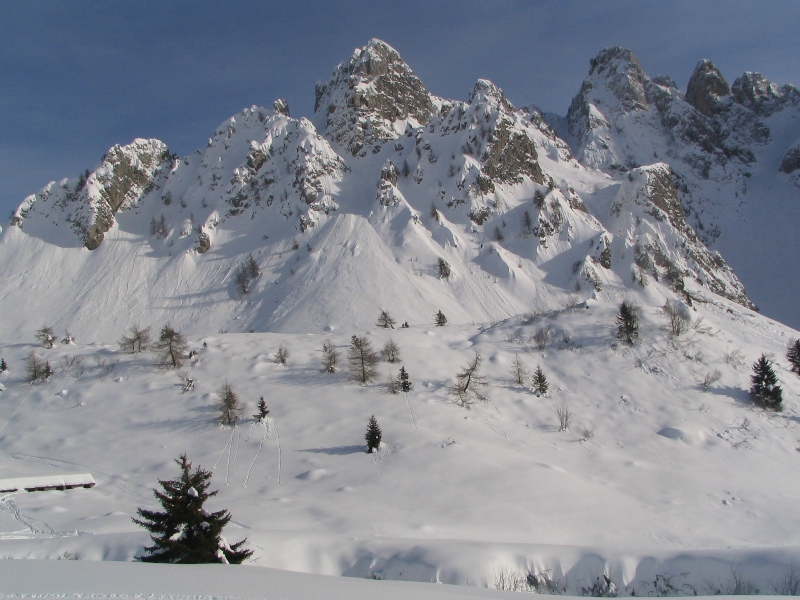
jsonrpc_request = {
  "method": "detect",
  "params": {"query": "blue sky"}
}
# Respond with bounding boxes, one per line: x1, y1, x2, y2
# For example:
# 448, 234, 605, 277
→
2, 0, 799, 217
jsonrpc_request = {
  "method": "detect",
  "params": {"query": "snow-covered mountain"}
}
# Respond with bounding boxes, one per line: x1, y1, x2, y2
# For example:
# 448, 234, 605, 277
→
5, 39, 795, 342
561, 46, 800, 327
2, 39, 800, 597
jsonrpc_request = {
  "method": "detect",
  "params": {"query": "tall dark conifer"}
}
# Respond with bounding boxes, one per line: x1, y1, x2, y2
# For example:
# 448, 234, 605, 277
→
365, 415, 382, 453
750, 354, 783, 411
133, 453, 252, 564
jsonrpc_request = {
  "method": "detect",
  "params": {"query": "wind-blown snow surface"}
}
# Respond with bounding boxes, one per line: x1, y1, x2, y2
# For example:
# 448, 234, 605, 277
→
1, 295, 799, 595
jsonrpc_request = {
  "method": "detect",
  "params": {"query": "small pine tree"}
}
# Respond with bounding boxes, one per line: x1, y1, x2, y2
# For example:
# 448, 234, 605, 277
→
451, 350, 487, 407
275, 345, 289, 365
246, 254, 260, 279
119, 324, 151, 354
434, 310, 447, 327
0, 358, 7, 372
61, 330, 75, 345
365, 415, 382, 453
616, 300, 640, 345
522, 210, 533, 236
348, 335, 380, 384
510, 354, 529, 386
493, 226, 504, 242
253, 396, 269, 421
788, 339, 800, 375
156, 324, 187, 369
36, 326, 55, 349
437, 258, 451, 279
376, 310, 396, 329
396, 366, 412, 393
382, 339, 401, 363
217, 380, 241, 425
401, 321, 410, 328
532, 364, 549, 396
234, 264, 251, 296
133, 453, 252, 564
321, 342, 339, 373
750, 354, 783, 411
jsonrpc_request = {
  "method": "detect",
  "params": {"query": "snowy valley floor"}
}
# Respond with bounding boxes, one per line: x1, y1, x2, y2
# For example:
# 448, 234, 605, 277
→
1, 296, 800, 596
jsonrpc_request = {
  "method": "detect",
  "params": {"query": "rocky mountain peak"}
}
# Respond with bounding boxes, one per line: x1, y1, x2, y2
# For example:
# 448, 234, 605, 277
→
314, 38, 433, 156
731, 72, 800, 116
585, 46, 649, 111
468, 79, 514, 113
686, 60, 730, 117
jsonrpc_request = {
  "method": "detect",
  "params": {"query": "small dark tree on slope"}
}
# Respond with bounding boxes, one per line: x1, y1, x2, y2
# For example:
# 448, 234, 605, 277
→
788, 339, 800, 376
0, 358, 7, 373
348, 335, 379, 384
217, 380, 241, 425
532, 364, 549, 396
36, 326, 55, 349
246, 254, 260, 279
133, 453, 252, 564
451, 350, 487, 407
274, 345, 289, 365
253, 396, 269, 422
381, 339, 401, 363
321, 342, 339, 373
156, 325, 187, 369
510, 354, 529, 386
438, 258, 451, 279
616, 301, 640, 345
376, 310, 396, 329
396, 366, 412, 393
365, 415, 382, 453
119, 325, 151, 354
750, 354, 783, 411
234, 264, 251, 296
434, 310, 447, 327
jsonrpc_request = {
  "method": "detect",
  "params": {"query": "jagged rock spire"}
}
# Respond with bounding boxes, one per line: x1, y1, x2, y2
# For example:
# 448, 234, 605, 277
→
313, 39, 434, 156
686, 59, 730, 117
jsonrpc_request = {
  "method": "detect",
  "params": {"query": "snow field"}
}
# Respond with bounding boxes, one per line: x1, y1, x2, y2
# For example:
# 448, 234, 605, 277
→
0, 293, 799, 594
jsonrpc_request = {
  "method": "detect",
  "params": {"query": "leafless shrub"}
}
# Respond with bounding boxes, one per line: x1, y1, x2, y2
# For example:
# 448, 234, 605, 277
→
774, 562, 800, 595
490, 565, 528, 592
692, 316, 715, 336
723, 567, 758, 595
662, 301, 691, 337
60, 355, 84, 378
702, 369, 721, 390
557, 403, 571, 431
532, 326, 552, 351
725, 347, 746, 368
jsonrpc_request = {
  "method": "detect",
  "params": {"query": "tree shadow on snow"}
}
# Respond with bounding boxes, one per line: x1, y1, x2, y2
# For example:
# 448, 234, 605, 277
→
299, 445, 364, 455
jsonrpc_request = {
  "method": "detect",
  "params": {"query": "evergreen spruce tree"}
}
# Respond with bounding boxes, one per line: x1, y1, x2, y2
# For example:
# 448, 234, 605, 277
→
365, 415, 382, 453
788, 339, 800, 376
616, 300, 640, 345
396, 366, 412, 393
348, 335, 379, 384
437, 258, 451, 279
750, 354, 783, 411
0, 358, 7, 372
532, 364, 549, 396
253, 396, 269, 421
246, 254, 260, 279
133, 453, 252, 564
274, 345, 290, 365
434, 310, 447, 327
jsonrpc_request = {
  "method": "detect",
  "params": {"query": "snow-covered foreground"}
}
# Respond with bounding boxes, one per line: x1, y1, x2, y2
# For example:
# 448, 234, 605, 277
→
1, 295, 799, 595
